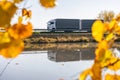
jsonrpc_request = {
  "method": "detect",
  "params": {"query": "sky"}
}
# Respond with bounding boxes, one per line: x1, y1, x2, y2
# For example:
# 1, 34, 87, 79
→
14, 0, 120, 29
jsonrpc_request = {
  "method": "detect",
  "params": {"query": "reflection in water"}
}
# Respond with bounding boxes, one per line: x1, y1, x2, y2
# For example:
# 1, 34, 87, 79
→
48, 49, 81, 62
0, 43, 120, 80
25, 43, 96, 62
48, 48, 95, 62
0, 43, 96, 80
26, 43, 96, 62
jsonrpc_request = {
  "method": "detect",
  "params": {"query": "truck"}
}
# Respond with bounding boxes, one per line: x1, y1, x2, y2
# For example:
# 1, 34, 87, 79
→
47, 18, 96, 32
81, 19, 96, 32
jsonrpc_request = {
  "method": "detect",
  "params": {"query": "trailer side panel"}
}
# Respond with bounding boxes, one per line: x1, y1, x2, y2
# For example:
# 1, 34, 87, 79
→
56, 19, 80, 31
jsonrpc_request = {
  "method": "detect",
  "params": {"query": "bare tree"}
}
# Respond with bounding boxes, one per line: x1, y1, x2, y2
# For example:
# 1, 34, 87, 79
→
97, 10, 115, 22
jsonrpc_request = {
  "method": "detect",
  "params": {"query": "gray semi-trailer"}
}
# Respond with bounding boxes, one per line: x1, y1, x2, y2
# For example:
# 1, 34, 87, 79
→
81, 19, 96, 32
47, 18, 96, 32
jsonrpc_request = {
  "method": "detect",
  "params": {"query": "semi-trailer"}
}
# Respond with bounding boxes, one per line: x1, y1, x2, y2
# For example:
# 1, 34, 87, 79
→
47, 18, 96, 32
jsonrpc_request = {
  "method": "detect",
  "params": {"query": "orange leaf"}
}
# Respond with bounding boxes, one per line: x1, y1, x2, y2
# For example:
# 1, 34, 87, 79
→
22, 8, 27, 16
22, 8, 31, 18
91, 62, 102, 80
40, 0, 56, 8
8, 22, 33, 39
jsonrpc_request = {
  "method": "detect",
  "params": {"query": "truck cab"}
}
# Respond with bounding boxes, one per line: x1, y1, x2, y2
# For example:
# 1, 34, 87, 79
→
47, 20, 56, 32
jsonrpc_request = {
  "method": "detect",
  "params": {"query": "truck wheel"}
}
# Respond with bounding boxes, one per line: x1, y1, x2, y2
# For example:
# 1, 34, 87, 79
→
51, 28, 55, 32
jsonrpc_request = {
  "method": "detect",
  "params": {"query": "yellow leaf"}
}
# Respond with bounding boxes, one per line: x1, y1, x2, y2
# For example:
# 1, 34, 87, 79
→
98, 40, 109, 50
0, 40, 24, 58
106, 33, 114, 41
108, 60, 120, 71
105, 74, 114, 80
0, 32, 11, 44
95, 40, 109, 62
108, 19, 117, 32
104, 50, 113, 59
79, 69, 91, 80
18, 16, 23, 24
105, 74, 120, 80
92, 20, 105, 42
100, 50, 113, 67
95, 48, 106, 61
39, 0, 56, 8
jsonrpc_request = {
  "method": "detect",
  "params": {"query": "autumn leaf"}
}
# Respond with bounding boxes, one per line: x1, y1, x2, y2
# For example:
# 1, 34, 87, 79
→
105, 33, 114, 42
108, 60, 120, 71
91, 62, 102, 80
0, 32, 11, 44
18, 16, 23, 24
92, 20, 105, 42
0, 1, 17, 27
100, 50, 116, 67
39, 0, 56, 8
0, 40, 24, 58
79, 69, 91, 80
13, 0, 23, 3
116, 14, 120, 22
115, 25, 120, 35
95, 45, 117, 67
97, 40, 109, 50
107, 19, 117, 32
95, 48, 106, 61
8, 22, 33, 39
105, 74, 120, 80
79, 62, 102, 80
22, 8, 32, 18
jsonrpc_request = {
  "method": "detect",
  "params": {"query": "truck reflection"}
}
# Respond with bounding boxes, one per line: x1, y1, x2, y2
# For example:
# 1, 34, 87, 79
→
48, 48, 95, 62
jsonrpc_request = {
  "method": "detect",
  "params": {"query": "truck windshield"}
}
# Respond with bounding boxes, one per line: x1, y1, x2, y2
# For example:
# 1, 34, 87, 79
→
50, 22, 54, 24
48, 22, 54, 25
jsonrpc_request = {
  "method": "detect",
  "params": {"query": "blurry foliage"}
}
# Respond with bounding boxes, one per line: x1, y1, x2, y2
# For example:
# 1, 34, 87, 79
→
79, 14, 120, 80
97, 10, 115, 22
39, 0, 56, 8
0, 0, 56, 58
1, 0, 120, 80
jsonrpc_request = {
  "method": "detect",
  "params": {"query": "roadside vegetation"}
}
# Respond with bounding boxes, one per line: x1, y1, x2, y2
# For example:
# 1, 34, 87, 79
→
24, 35, 90, 43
